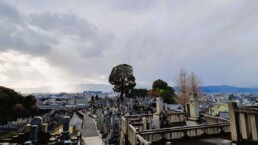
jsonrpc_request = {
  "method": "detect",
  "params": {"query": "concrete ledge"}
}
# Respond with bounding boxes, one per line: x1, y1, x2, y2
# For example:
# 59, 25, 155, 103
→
84, 136, 104, 145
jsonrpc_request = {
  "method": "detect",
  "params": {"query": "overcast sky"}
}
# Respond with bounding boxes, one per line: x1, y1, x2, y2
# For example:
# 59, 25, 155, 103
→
0, 0, 258, 92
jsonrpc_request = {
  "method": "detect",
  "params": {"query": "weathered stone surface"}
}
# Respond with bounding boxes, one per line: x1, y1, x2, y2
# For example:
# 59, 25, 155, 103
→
30, 116, 43, 132
228, 102, 239, 142
250, 114, 258, 141
29, 125, 38, 143
41, 123, 48, 133
63, 116, 70, 132
189, 94, 199, 119
25, 124, 31, 133
156, 97, 163, 115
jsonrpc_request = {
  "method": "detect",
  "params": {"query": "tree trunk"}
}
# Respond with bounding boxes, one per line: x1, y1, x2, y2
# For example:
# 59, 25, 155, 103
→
120, 91, 124, 102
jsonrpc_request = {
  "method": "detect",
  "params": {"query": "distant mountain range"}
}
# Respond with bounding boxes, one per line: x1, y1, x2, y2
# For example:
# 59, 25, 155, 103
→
201, 85, 258, 93
175, 85, 258, 93
14, 84, 258, 94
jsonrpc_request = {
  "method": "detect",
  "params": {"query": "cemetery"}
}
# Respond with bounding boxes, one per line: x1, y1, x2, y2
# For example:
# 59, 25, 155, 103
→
1, 93, 258, 145
0, 109, 83, 145
92, 94, 232, 145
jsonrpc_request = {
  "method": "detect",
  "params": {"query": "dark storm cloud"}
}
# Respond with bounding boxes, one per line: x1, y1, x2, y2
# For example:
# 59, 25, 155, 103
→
28, 12, 112, 58
0, 1, 111, 58
0, 0, 20, 20
0, 1, 52, 55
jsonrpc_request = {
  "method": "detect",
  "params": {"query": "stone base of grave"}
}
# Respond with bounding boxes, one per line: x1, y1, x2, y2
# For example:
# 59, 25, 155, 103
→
187, 117, 202, 124
60, 131, 70, 140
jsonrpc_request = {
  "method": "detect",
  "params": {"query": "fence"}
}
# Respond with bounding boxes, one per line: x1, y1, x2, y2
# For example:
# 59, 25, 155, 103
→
201, 114, 229, 124
229, 102, 258, 144
137, 123, 230, 144
167, 112, 186, 126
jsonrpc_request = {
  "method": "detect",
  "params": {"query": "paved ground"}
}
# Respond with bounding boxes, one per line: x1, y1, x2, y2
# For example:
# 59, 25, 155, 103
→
81, 112, 104, 145
173, 138, 232, 145
84, 136, 105, 145
82, 114, 99, 137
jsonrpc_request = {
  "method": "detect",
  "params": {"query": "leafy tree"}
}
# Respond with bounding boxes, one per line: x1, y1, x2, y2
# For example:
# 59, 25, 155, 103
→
109, 64, 136, 101
151, 79, 176, 104
95, 95, 99, 100
148, 90, 159, 97
160, 90, 176, 104
13, 103, 24, 110
0, 86, 39, 124
91, 96, 95, 102
24, 95, 37, 108
127, 88, 148, 98
13, 103, 26, 118
152, 79, 168, 90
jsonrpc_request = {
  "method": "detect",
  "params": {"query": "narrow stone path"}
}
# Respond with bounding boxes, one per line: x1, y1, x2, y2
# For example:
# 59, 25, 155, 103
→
82, 114, 99, 137
81, 112, 104, 145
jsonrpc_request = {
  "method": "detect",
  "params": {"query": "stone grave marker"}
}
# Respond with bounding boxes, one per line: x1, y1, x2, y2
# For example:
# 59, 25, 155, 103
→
30, 116, 43, 132
29, 125, 38, 144
60, 116, 70, 140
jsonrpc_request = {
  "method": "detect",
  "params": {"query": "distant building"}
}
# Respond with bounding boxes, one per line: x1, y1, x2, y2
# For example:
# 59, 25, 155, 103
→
208, 103, 228, 116
83, 91, 102, 95
218, 111, 229, 119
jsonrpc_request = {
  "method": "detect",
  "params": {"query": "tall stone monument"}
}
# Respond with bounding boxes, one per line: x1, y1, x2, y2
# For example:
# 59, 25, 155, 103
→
188, 93, 200, 121
156, 97, 163, 115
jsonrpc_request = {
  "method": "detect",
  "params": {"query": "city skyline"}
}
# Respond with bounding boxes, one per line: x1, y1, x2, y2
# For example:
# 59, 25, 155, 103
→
1, 0, 258, 92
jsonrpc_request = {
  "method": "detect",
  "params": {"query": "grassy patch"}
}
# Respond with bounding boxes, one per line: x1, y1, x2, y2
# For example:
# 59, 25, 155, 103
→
70, 130, 78, 137
51, 123, 63, 134
0, 131, 17, 139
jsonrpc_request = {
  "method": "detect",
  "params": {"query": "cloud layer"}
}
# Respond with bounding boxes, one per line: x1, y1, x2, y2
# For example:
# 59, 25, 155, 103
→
1, 0, 258, 92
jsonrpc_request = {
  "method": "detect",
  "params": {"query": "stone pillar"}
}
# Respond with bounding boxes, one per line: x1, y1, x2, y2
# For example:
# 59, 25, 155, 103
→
130, 101, 134, 112
106, 115, 111, 126
145, 119, 151, 130
156, 120, 160, 129
164, 103, 168, 111
250, 114, 258, 141
100, 113, 104, 133
125, 106, 128, 113
156, 97, 163, 115
143, 117, 147, 131
239, 113, 248, 139
151, 119, 156, 129
112, 113, 116, 131
25, 124, 31, 133
30, 117, 43, 132
228, 102, 240, 142
188, 94, 200, 121
61, 116, 70, 140
29, 125, 38, 144
41, 123, 48, 133
63, 116, 70, 132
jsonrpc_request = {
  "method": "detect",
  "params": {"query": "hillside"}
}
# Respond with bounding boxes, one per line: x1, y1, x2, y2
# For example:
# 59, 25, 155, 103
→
0, 86, 38, 124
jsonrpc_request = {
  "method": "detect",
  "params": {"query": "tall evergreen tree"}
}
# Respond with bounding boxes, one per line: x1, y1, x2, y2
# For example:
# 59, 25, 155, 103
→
109, 64, 136, 101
